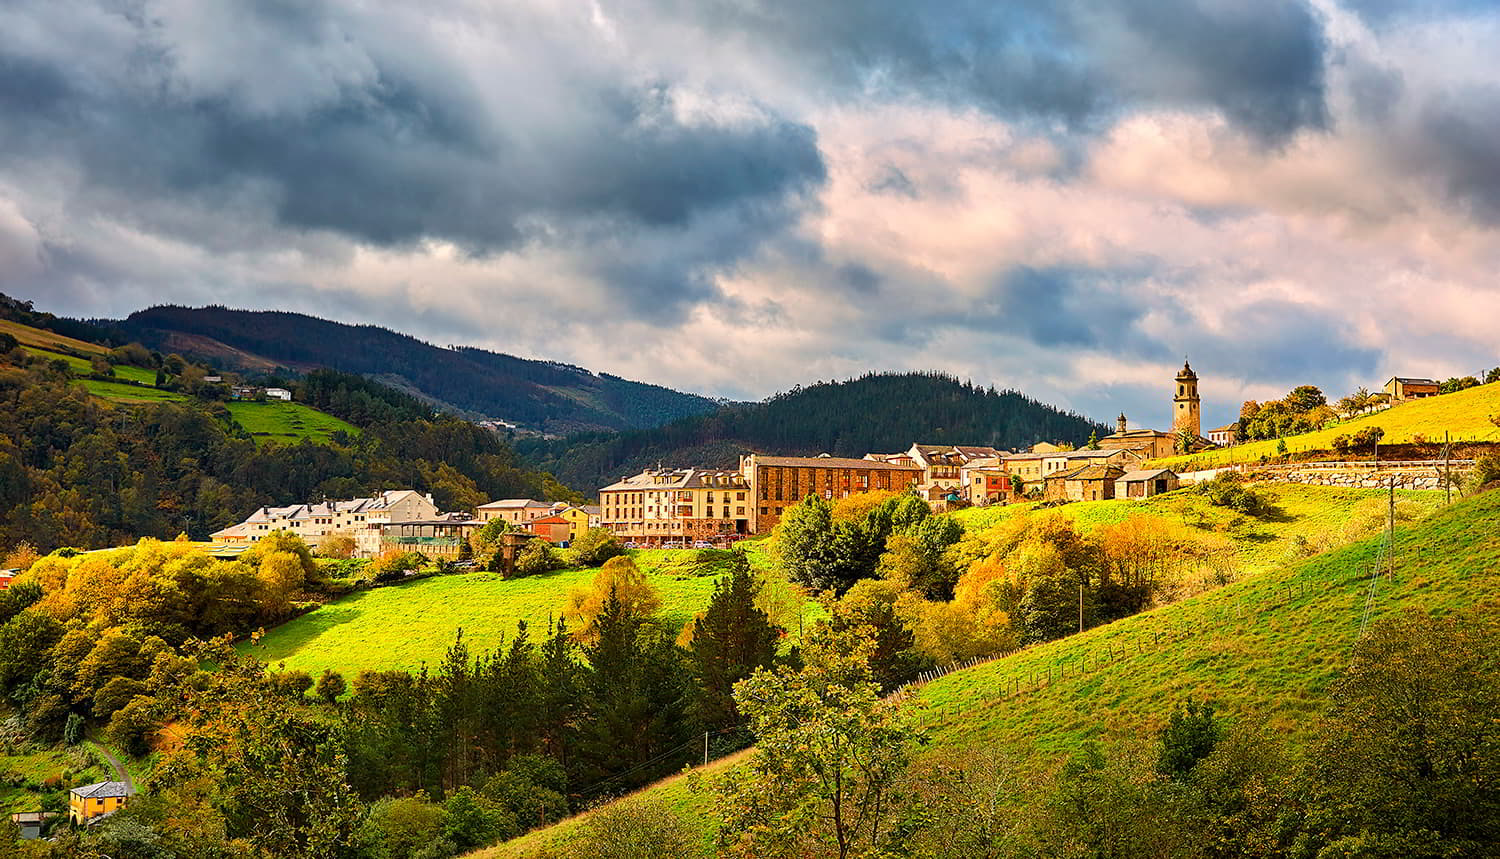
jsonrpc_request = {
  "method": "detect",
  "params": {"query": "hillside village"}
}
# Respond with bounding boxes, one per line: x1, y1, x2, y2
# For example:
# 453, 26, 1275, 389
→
3, 307, 1499, 858
202, 360, 1491, 556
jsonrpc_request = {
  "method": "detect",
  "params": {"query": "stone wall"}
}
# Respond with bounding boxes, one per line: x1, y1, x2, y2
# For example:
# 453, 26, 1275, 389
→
1275, 467, 1463, 491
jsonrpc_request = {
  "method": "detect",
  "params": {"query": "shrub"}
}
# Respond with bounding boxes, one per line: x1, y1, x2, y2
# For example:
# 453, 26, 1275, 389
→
568, 527, 624, 566
1196, 473, 1270, 518
316, 669, 347, 704
372, 551, 426, 583
513, 539, 562, 578
564, 797, 700, 859
317, 534, 356, 560
1468, 449, 1500, 493
267, 670, 314, 700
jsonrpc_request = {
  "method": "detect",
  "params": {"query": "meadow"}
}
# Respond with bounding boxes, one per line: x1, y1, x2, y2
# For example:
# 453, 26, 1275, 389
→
226, 400, 359, 445
953, 481, 1445, 577
0, 747, 107, 816
1151, 380, 1500, 470
479, 487, 1499, 857
249, 546, 819, 678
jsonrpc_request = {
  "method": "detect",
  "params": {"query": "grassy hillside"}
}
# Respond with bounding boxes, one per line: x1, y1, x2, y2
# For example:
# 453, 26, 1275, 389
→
0, 317, 107, 355
954, 482, 1445, 577
482, 488, 1499, 857
250, 547, 820, 677
0, 745, 108, 816
226, 400, 358, 445
1154, 381, 1500, 470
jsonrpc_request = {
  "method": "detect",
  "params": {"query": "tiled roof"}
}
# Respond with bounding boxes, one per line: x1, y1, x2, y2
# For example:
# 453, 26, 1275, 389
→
600, 468, 748, 492
477, 499, 551, 509
1118, 469, 1176, 482
71, 781, 130, 799
749, 455, 922, 471
1388, 377, 1437, 385
1068, 464, 1128, 481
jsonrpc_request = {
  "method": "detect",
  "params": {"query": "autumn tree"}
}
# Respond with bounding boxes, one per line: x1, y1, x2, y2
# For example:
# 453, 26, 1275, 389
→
563, 556, 662, 644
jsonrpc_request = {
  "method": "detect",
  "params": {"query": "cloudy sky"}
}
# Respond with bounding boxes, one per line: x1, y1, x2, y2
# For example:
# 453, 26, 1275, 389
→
3, 0, 1498, 429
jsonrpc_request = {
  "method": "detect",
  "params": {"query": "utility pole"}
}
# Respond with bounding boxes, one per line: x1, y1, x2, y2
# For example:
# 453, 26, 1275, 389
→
1078, 583, 1084, 634
1387, 479, 1396, 581
1444, 430, 1452, 505
704, 731, 710, 767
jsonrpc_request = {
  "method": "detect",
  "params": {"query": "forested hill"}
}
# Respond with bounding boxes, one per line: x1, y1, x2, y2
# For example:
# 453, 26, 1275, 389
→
119, 305, 720, 434
0, 347, 576, 552
517, 372, 1109, 492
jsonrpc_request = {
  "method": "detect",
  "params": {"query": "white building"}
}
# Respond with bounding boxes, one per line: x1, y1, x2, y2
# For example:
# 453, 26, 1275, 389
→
264, 387, 292, 401
475, 498, 554, 526
210, 490, 439, 555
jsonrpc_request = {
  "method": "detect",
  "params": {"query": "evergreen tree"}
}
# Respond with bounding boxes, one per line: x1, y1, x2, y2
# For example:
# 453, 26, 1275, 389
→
690, 556, 781, 732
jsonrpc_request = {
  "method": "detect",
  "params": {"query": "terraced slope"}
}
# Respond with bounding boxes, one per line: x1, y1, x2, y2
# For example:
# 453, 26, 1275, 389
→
481, 488, 1500, 857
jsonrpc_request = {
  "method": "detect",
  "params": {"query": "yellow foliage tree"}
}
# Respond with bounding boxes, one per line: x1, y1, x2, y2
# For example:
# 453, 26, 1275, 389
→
563, 556, 662, 643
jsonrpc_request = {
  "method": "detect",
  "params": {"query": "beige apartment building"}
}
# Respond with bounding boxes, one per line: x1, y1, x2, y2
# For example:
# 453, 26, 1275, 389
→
475, 499, 554, 526
599, 468, 751, 546
210, 490, 439, 552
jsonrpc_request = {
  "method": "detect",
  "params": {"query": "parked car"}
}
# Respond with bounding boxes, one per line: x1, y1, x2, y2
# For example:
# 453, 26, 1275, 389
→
692, 541, 714, 549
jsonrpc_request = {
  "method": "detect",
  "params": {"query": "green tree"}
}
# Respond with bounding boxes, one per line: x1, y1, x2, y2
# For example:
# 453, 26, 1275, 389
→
1298, 609, 1500, 856
569, 527, 624, 566
150, 638, 362, 858
689, 556, 781, 732
1157, 700, 1220, 780
1087, 430, 1100, 450
706, 626, 922, 859
316, 669, 347, 704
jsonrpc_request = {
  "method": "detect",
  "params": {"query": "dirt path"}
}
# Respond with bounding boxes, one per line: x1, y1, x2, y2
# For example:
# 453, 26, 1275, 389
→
93, 743, 133, 794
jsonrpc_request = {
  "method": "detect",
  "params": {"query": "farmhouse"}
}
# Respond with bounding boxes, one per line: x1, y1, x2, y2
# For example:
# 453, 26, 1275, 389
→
1046, 463, 1128, 502
1384, 376, 1439, 402
0, 568, 15, 590
1115, 468, 1181, 499
264, 387, 292, 401
69, 781, 130, 825
1206, 423, 1239, 447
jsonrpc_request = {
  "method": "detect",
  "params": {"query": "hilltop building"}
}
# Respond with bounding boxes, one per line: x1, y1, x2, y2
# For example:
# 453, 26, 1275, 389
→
1207, 423, 1239, 447
599, 467, 751, 546
739, 454, 922, 533
1384, 376, 1439, 403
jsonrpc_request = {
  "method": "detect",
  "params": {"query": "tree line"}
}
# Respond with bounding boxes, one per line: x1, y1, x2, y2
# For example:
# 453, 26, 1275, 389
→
518, 372, 1110, 491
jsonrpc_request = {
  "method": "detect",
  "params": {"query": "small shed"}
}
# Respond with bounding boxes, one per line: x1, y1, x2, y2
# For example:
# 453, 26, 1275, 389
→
10, 811, 57, 840
1114, 469, 1181, 499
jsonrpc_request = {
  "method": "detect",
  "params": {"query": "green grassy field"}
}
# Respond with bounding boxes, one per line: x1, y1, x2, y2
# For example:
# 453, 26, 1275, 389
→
79, 378, 193, 404
249, 547, 818, 677
1152, 381, 1500, 470
480, 488, 1499, 857
0, 746, 107, 816
226, 400, 359, 445
954, 482, 1445, 577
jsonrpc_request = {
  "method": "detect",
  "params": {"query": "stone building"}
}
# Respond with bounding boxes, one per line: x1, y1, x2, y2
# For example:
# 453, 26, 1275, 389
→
1114, 468, 1181, 498
599, 468, 751, 546
739, 454, 923, 533
1045, 463, 1128, 502
1173, 360, 1202, 438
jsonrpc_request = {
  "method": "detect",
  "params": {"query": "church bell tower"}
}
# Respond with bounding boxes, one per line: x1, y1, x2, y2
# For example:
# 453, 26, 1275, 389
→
1173, 360, 1201, 438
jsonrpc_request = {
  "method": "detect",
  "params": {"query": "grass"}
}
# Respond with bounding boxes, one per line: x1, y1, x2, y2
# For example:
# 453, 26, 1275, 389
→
79, 378, 193, 404
1152, 381, 1500, 471
953, 482, 1445, 577
226, 400, 359, 446
249, 547, 816, 677
0, 318, 107, 355
0, 745, 107, 815
480, 488, 1500, 857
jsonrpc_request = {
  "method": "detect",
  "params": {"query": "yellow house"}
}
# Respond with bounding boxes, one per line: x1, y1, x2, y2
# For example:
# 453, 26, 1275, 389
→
552, 506, 593, 542
69, 782, 130, 824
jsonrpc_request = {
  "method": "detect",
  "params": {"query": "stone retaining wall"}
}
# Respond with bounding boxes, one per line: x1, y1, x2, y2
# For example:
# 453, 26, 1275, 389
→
1276, 467, 1463, 491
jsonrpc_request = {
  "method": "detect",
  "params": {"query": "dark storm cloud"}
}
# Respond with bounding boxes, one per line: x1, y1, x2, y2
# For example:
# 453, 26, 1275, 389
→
643, 0, 1328, 141
1414, 89, 1500, 224
0, 0, 825, 317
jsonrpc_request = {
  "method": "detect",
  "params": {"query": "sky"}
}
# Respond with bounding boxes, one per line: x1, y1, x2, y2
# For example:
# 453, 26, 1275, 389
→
2, 0, 1498, 430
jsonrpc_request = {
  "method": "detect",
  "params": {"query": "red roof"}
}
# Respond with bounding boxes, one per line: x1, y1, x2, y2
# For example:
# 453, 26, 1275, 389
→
529, 515, 571, 525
